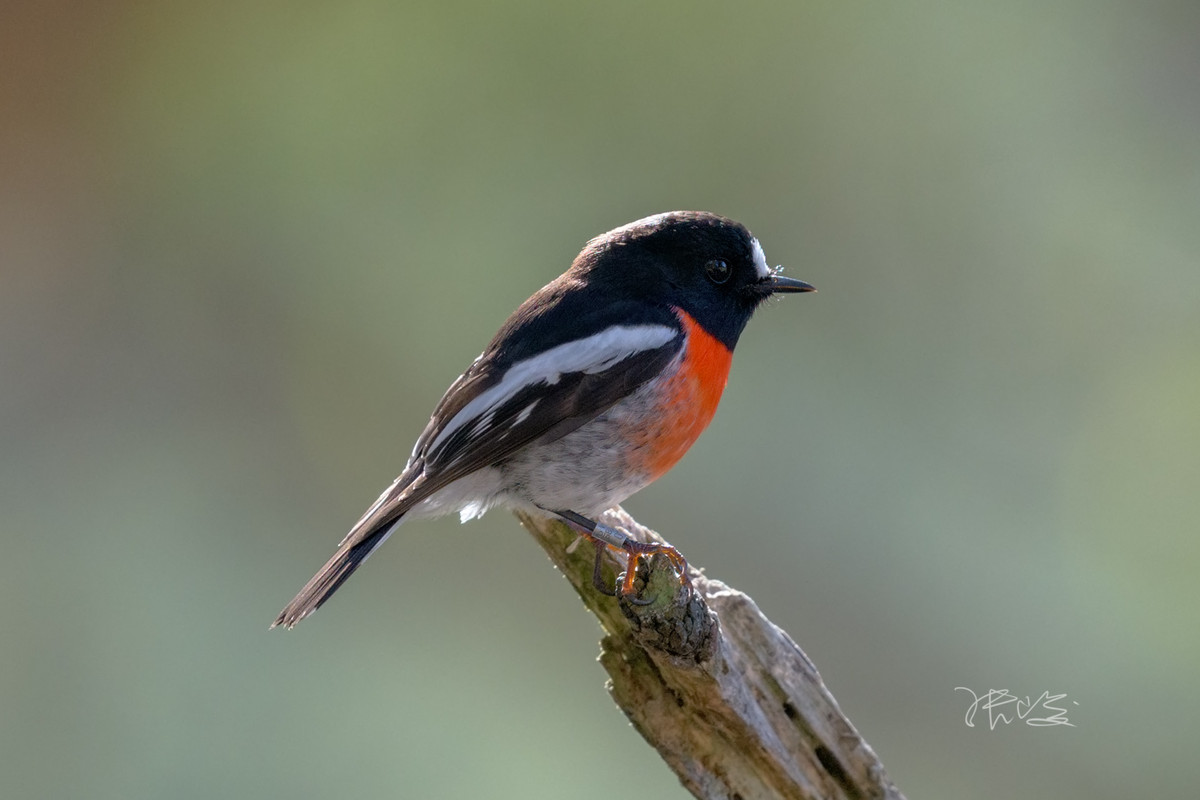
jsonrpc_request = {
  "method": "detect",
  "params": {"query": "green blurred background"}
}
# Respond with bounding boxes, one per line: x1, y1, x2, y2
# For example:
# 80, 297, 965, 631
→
3, 1, 1198, 798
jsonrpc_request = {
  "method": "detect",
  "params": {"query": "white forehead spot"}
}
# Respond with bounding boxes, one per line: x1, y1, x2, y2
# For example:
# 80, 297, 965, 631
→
613, 212, 672, 235
750, 238, 770, 279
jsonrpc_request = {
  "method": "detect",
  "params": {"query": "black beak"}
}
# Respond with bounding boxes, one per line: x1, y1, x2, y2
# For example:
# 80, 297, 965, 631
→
763, 274, 816, 294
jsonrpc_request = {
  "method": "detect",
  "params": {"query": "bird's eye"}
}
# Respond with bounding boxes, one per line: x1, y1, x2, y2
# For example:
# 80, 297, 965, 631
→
704, 259, 731, 285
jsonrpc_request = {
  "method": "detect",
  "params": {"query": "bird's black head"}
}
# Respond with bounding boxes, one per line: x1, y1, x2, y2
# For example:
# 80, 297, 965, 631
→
572, 211, 814, 350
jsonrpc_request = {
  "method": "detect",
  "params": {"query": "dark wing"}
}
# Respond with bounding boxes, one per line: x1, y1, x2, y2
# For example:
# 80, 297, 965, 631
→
350, 312, 684, 539
273, 298, 682, 628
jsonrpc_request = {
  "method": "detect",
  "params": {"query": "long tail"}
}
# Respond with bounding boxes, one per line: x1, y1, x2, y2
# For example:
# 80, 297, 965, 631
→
271, 521, 398, 629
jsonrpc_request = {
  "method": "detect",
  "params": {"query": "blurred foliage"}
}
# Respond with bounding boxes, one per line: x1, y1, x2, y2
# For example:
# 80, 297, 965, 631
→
2, 1, 1198, 798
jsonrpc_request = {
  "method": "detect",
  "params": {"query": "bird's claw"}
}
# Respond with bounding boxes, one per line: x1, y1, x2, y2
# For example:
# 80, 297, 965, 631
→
555, 508, 689, 604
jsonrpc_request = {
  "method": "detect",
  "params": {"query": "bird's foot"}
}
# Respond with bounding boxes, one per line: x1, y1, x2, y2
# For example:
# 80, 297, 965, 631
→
553, 509, 689, 604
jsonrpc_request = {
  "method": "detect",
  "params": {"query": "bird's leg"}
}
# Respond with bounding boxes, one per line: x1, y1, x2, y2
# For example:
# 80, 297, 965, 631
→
552, 509, 628, 597
550, 509, 688, 603
589, 538, 618, 597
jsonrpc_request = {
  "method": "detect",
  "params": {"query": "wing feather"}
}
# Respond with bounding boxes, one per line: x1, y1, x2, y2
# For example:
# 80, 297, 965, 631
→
352, 322, 682, 540
272, 293, 682, 628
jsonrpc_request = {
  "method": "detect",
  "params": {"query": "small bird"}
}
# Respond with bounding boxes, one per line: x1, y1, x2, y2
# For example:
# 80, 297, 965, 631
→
273, 211, 814, 628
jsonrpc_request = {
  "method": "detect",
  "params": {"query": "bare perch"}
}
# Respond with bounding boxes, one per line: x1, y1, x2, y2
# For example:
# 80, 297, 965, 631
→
515, 507, 905, 800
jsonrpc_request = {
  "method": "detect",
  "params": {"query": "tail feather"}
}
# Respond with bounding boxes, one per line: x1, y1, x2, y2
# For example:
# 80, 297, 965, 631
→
271, 525, 395, 629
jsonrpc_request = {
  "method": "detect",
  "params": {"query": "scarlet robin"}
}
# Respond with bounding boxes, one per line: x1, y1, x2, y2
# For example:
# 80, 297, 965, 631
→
274, 211, 814, 628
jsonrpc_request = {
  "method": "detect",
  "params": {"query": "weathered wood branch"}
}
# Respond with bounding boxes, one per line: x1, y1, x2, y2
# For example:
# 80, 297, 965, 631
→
515, 506, 905, 800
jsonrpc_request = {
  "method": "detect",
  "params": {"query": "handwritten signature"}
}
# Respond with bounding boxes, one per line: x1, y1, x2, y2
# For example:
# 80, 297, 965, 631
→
954, 688, 1077, 729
